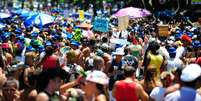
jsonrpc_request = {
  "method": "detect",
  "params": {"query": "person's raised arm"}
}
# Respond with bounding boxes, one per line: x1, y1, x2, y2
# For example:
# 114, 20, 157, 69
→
59, 76, 82, 94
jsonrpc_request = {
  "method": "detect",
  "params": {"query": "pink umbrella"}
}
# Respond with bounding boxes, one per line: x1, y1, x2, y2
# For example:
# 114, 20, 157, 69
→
114, 7, 151, 18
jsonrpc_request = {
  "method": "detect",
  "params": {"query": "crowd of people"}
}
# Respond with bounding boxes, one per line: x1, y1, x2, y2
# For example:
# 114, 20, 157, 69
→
0, 5, 201, 101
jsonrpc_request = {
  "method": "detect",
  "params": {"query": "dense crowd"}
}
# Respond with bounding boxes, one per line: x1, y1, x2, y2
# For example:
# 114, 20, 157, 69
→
0, 6, 200, 101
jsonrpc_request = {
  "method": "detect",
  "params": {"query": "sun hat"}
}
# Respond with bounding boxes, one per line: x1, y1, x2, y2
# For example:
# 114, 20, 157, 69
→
86, 70, 109, 85
180, 64, 201, 82
112, 48, 125, 55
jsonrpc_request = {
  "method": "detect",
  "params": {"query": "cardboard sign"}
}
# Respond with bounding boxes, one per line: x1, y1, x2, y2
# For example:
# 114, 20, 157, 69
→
158, 24, 169, 37
93, 17, 109, 32
118, 16, 129, 31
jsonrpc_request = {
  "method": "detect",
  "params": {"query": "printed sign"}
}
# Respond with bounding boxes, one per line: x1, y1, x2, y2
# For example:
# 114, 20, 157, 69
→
79, 10, 84, 21
73, 29, 82, 42
93, 17, 109, 32
118, 15, 129, 31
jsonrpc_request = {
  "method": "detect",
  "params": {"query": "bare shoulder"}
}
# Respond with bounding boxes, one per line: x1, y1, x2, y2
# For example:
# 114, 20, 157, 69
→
96, 94, 107, 101
114, 80, 120, 86
28, 89, 38, 98
36, 92, 49, 101
135, 82, 145, 92
139, 79, 144, 86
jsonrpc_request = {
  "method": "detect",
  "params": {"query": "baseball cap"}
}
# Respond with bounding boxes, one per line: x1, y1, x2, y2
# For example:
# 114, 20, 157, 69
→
168, 47, 176, 54
180, 64, 201, 82
71, 40, 80, 46
181, 34, 192, 42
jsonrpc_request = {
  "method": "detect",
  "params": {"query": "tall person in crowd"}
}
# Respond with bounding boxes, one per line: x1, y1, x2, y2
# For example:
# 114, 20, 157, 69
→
112, 66, 148, 101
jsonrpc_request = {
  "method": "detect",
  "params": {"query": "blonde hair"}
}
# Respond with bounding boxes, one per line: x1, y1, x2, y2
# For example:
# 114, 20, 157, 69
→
25, 52, 36, 65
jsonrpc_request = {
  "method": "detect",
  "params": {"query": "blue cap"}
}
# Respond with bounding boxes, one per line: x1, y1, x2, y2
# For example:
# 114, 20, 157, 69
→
31, 32, 39, 37
26, 46, 35, 52
66, 33, 73, 39
38, 45, 45, 52
115, 44, 123, 49
16, 33, 21, 38
45, 41, 52, 46
15, 29, 22, 34
192, 40, 201, 48
17, 34, 25, 40
186, 32, 193, 38
71, 40, 80, 46
52, 34, 60, 40
1, 32, 10, 41
175, 34, 181, 39
168, 47, 176, 54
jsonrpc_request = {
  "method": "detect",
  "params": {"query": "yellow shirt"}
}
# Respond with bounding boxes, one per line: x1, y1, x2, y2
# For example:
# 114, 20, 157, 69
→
148, 52, 164, 77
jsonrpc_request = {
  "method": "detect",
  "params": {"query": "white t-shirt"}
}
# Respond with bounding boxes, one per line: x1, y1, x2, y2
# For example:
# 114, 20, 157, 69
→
150, 87, 166, 101
166, 58, 183, 72
159, 47, 170, 59
176, 46, 185, 59
165, 87, 201, 101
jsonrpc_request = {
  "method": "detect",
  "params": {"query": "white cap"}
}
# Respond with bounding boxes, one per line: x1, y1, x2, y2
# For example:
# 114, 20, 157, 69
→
86, 70, 109, 85
180, 64, 201, 82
